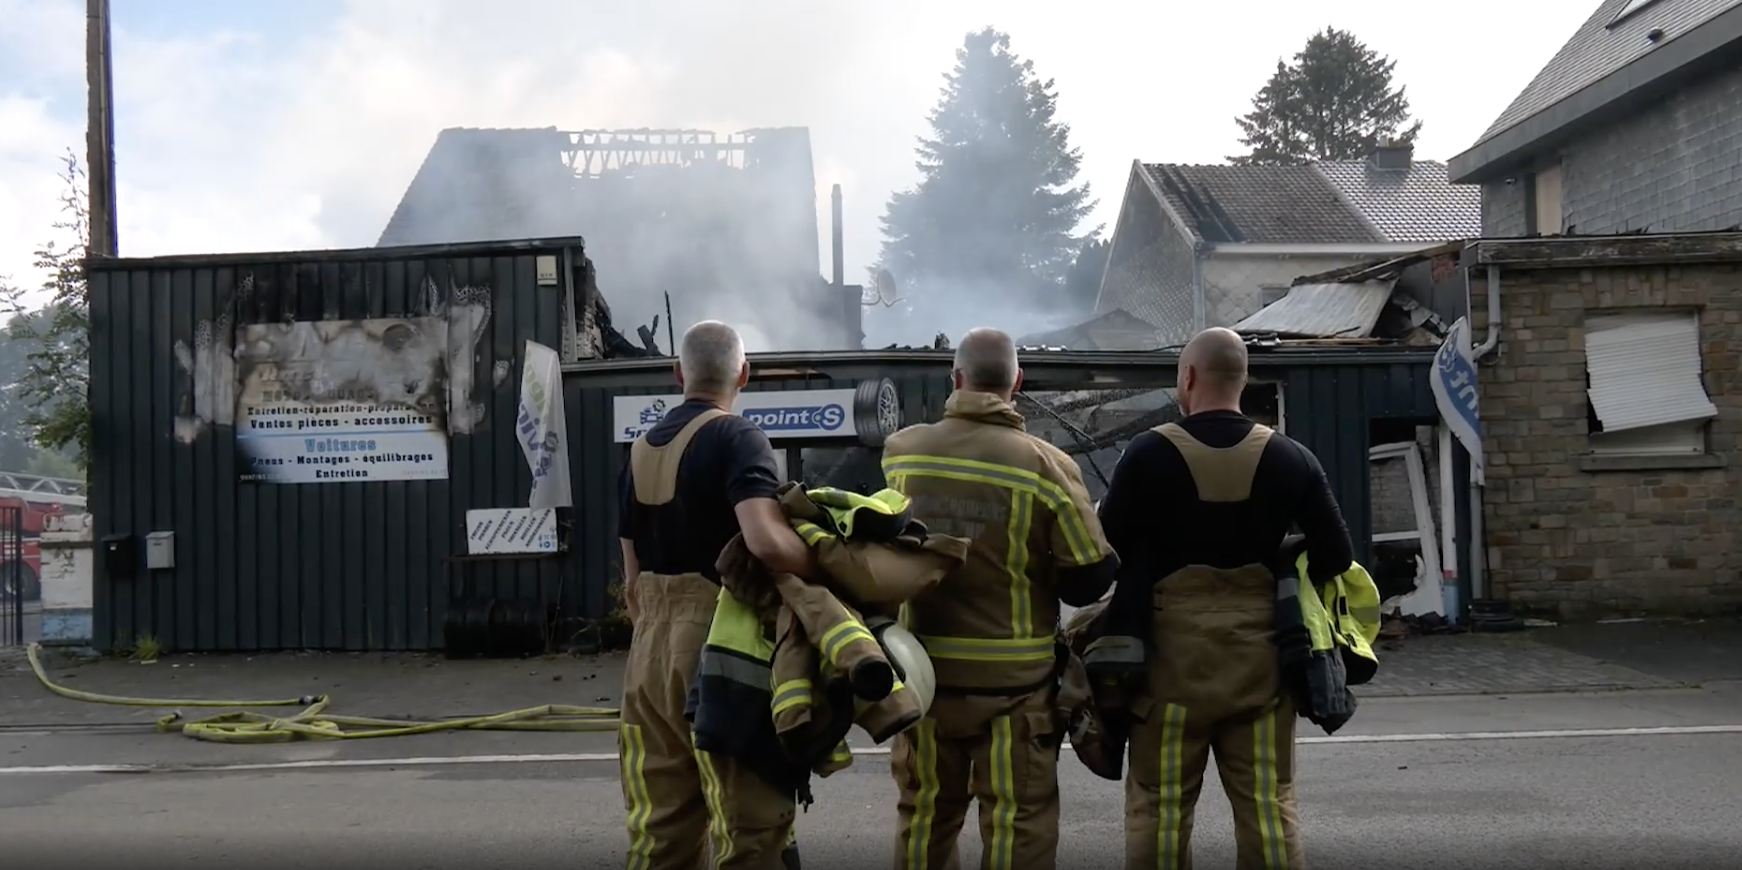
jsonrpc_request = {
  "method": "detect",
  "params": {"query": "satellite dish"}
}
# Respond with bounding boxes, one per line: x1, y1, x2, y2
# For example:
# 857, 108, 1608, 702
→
874, 268, 901, 307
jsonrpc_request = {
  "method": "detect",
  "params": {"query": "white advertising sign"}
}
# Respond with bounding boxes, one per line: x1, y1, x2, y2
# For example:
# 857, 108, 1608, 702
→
516, 340, 573, 509
233, 317, 451, 484
465, 507, 560, 555
613, 389, 858, 443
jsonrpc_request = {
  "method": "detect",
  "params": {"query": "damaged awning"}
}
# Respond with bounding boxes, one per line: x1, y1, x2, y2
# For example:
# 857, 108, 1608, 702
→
1233, 280, 1397, 339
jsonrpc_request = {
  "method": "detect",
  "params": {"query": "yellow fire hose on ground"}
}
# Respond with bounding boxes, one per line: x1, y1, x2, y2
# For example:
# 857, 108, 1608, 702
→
24, 642, 623, 744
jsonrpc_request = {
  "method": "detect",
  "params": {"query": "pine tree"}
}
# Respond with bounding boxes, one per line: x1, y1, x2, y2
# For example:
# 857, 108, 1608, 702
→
874, 27, 1096, 322
1231, 28, 1423, 166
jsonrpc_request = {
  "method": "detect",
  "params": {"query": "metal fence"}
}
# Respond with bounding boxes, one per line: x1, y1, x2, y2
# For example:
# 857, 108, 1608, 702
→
0, 506, 24, 646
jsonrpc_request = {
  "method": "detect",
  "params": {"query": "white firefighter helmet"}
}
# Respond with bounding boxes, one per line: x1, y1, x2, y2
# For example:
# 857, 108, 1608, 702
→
874, 621, 936, 716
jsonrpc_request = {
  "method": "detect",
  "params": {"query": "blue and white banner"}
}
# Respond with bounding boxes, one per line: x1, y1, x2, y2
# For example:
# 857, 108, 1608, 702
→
516, 340, 573, 509
614, 389, 857, 443
1429, 317, 1485, 486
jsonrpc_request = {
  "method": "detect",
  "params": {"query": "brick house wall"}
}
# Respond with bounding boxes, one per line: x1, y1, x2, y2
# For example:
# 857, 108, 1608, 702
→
1471, 261, 1742, 618
1480, 63, 1742, 238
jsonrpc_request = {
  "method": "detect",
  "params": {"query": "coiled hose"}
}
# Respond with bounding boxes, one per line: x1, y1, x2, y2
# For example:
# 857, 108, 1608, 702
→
24, 642, 622, 744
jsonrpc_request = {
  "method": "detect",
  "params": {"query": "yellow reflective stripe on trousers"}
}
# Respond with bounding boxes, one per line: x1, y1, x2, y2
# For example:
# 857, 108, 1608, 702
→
695, 743, 734, 869
1156, 704, 1187, 870
915, 634, 1055, 663
1005, 491, 1034, 638
1254, 705, 1288, 869
881, 454, 1098, 565
621, 724, 655, 870
986, 715, 1018, 870
819, 621, 876, 667
903, 719, 940, 870
772, 679, 812, 717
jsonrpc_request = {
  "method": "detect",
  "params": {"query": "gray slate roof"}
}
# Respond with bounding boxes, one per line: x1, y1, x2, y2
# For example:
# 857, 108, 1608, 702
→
1474, 0, 1742, 146
1143, 163, 1377, 244
1315, 160, 1482, 242
1138, 160, 1480, 246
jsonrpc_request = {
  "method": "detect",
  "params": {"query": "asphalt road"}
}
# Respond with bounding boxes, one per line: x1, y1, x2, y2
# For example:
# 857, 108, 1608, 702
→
4, 686, 1741, 870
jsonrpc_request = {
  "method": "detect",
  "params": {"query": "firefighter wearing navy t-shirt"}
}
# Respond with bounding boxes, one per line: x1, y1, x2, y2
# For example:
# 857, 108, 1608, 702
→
616, 320, 817, 870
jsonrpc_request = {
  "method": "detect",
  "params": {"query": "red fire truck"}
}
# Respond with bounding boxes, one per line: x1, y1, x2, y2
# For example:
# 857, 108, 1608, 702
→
0, 494, 66, 602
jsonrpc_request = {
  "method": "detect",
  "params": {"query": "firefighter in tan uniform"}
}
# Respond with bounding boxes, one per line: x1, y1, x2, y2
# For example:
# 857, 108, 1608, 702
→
617, 321, 819, 870
880, 327, 1120, 870
1095, 327, 1355, 870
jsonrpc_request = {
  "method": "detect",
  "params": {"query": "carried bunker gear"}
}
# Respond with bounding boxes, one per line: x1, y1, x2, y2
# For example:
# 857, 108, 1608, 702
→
618, 408, 800, 870
881, 391, 1119, 870
696, 484, 970, 807
1059, 598, 1127, 782
1274, 534, 1382, 735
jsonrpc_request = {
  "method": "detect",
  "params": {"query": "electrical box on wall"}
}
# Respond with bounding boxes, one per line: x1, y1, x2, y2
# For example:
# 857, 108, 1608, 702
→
144, 531, 176, 570
536, 255, 559, 286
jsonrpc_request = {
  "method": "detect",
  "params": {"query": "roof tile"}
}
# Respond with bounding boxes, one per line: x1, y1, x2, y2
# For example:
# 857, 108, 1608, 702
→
1313, 160, 1482, 242
1141, 163, 1379, 244
1475, 0, 1741, 146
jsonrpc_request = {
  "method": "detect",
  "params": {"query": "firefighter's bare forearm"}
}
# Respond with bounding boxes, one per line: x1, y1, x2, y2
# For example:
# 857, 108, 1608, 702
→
735, 497, 818, 579
619, 538, 642, 622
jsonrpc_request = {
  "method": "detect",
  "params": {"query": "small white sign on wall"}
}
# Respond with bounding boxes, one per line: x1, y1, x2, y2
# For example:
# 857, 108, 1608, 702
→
465, 507, 560, 555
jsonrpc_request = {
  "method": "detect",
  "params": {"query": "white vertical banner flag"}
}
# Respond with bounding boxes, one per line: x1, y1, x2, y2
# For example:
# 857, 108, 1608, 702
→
1429, 317, 1485, 486
516, 340, 573, 509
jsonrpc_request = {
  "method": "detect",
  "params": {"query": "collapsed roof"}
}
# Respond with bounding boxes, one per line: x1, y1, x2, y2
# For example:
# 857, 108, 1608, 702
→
379, 127, 851, 355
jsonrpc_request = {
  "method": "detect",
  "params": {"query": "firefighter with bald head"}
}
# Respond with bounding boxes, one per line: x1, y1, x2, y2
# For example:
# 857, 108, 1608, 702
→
880, 327, 1120, 870
1094, 326, 1355, 870
616, 320, 817, 870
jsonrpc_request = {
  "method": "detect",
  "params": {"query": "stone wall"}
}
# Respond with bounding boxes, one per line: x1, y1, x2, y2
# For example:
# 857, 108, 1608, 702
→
1471, 263, 1742, 619
38, 512, 93, 643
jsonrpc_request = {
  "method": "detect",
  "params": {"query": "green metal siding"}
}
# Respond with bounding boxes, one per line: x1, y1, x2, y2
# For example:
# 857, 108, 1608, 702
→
91, 253, 1436, 651
89, 239, 577, 652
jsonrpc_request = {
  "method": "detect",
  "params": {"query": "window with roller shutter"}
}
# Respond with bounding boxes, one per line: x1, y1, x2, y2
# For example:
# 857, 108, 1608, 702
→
1583, 309, 1716, 456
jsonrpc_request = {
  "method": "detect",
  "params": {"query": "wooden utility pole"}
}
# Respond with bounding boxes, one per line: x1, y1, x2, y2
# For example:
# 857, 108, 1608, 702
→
86, 0, 118, 257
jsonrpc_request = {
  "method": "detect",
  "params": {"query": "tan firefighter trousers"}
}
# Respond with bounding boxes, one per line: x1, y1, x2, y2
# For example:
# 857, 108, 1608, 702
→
1123, 565, 1305, 870
618, 572, 798, 870
891, 690, 1063, 870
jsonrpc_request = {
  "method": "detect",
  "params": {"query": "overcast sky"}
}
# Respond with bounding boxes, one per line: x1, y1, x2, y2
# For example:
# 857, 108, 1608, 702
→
0, 0, 1590, 299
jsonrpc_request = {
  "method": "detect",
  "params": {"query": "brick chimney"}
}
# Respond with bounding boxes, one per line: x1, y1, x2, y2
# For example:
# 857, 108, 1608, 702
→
1368, 141, 1414, 170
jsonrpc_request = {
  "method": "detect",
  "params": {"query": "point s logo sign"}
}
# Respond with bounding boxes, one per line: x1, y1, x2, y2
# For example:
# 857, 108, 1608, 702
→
613, 389, 858, 443
743, 403, 847, 433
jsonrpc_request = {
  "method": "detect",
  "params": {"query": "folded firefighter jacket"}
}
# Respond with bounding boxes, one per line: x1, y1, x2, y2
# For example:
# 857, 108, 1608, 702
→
690, 483, 971, 801
1274, 536, 1382, 735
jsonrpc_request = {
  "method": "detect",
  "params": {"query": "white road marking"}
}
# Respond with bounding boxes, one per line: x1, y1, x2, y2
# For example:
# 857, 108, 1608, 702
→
3, 724, 1740, 776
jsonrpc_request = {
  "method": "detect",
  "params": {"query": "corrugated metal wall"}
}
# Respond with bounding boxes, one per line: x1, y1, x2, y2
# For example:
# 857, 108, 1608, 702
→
563, 355, 1438, 619
89, 238, 577, 652
1279, 361, 1440, 571
91, 261, 1436, 654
